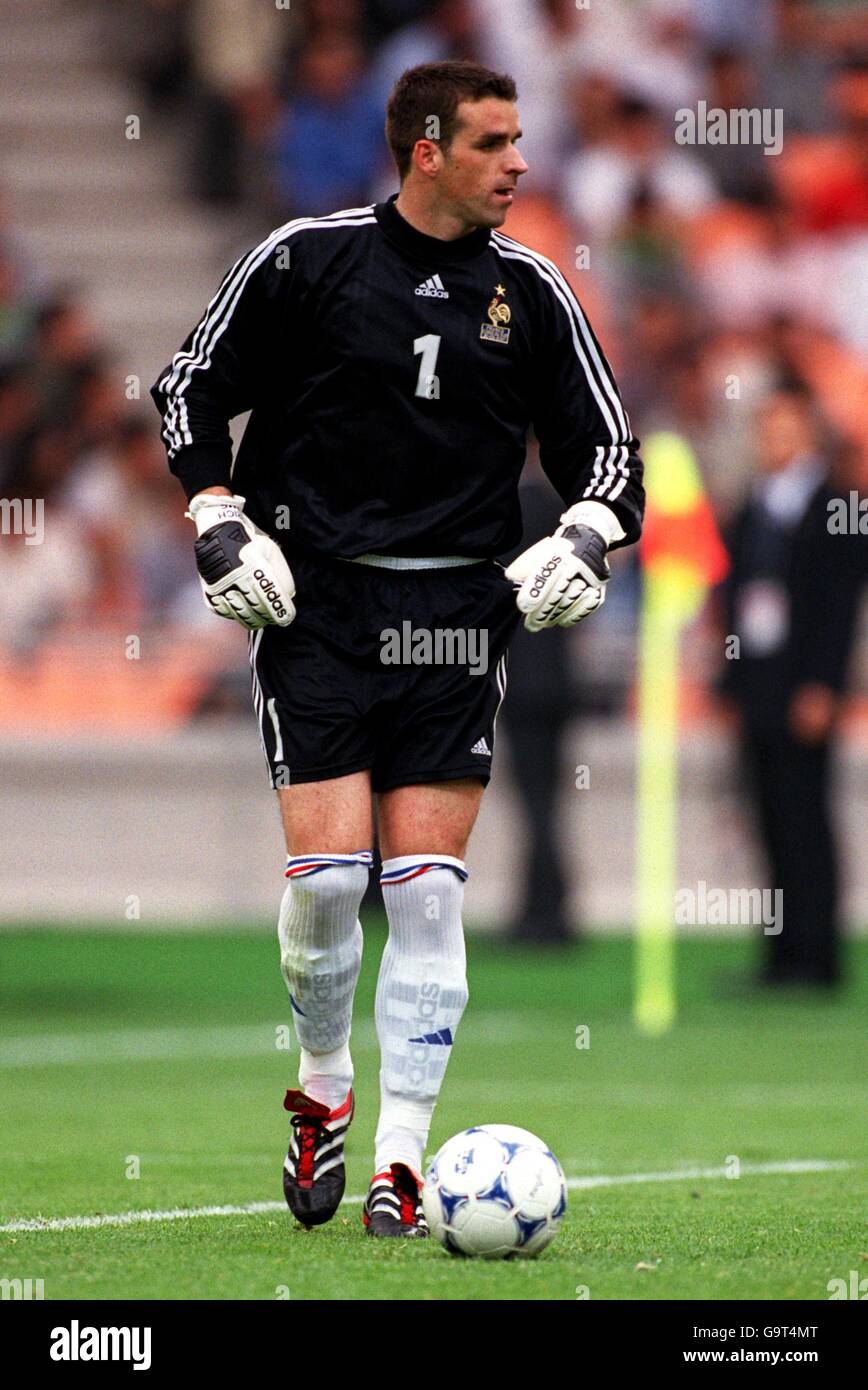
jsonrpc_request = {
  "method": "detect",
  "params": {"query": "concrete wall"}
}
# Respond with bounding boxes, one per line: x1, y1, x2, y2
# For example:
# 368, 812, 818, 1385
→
1, 724, 866, 932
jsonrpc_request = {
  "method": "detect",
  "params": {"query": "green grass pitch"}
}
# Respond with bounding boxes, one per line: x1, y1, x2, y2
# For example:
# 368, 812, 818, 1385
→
1, 925, 865, 1301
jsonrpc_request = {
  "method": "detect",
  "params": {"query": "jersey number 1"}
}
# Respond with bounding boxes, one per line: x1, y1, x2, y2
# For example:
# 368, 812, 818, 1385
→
413, 334, 441, 400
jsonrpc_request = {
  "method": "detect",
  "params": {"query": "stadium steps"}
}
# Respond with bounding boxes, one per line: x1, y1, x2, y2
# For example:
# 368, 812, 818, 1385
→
0, 0, 260, 396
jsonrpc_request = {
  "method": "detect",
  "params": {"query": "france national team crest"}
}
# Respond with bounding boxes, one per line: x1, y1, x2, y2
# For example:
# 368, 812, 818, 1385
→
480, 283, 511, 344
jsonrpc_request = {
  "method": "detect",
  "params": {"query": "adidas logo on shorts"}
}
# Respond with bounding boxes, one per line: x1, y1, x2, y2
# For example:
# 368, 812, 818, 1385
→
415, 274, 449, 299
470, 737, 491, 756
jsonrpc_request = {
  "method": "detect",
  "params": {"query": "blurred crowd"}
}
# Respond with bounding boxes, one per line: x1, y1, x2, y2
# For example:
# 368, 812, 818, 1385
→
0, 286, 197, 659
1, 0, 866, 711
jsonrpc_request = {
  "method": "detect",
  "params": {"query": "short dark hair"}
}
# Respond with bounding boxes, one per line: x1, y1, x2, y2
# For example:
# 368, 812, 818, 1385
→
385, 60, 518, 182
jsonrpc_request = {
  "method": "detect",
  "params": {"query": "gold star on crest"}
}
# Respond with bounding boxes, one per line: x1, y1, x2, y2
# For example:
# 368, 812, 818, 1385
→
495, 284, 506, 296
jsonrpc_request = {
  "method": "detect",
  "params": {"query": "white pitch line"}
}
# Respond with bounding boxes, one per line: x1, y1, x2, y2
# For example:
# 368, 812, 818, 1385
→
0, 1201, 290, 1233
566, 1159, 854, 1189
0, 1016, 546, 1067
0, 1160, 853, 1234
0, 1025, 280, 1067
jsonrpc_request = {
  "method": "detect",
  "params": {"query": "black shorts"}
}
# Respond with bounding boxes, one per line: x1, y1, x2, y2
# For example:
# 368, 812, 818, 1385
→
248, 551, 521, 792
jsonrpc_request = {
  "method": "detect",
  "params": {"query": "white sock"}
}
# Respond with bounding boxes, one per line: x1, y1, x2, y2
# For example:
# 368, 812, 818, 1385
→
374, 855, 470, 1175
279, 851, 371, 1112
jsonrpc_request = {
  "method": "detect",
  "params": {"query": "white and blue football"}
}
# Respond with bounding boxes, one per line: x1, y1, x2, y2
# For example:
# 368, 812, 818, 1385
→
423, 1124, 567, 1259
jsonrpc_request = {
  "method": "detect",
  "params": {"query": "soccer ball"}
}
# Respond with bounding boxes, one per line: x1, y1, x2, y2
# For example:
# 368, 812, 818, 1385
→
423, 1124, 567, 1259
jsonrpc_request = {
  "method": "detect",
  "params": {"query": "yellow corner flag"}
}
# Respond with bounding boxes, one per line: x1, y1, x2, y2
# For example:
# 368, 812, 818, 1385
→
634, 433, 729, 1035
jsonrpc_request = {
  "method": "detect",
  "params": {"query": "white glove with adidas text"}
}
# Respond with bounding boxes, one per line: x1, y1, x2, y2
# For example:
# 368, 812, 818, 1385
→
504, 501, 624, 632
186, 492, 296, 629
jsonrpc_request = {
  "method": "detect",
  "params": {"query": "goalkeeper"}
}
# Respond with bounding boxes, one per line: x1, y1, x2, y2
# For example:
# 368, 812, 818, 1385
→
151, 60, 644, 1239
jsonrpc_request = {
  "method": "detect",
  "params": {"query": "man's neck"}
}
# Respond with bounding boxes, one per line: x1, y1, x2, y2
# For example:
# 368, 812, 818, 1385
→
394, 187, 478, 242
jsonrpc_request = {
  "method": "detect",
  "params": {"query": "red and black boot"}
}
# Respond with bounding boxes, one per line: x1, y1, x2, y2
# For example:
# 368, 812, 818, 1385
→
282, 1087, 354, 1227
362, 1162, 429, 1238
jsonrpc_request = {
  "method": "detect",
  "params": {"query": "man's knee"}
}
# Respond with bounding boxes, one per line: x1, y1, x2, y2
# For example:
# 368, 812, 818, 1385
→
282, 852, 373, 917
279, 855, 370, 990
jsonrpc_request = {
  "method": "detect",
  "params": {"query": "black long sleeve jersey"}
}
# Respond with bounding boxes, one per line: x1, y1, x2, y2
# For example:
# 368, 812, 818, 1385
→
151, 194, 644, 560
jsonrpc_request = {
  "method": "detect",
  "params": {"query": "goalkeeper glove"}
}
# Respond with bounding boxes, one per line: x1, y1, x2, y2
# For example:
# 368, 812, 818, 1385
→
186, 492, 296, 629
504, 501, 624, 632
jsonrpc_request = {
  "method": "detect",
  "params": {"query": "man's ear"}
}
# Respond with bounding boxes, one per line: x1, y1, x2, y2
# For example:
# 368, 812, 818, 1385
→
412, 138, 443, 179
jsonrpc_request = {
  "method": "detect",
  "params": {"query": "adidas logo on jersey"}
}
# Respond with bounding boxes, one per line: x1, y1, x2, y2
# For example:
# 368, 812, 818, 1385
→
470, 737, 491, 756
415, 274, 449, 299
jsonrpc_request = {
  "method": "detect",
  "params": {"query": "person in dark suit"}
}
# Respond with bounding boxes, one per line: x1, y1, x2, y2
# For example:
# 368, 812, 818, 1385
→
498, 452, 631, 943
720, 382, 866, 987
499, 467, 577, 942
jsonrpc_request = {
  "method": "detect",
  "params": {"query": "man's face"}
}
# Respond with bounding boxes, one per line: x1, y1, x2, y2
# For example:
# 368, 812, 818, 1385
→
435, 97, 528, 228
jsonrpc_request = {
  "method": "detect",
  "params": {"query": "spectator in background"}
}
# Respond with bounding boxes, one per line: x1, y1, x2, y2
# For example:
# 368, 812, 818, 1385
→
270, 30, 386, 218
499, 457, 585, 944
70, 356, 127, 458
498, 449, 639, 944
0, 428, 94, 660
719, 382, 866, 989
691, 0, 776, 53
696, 48, 774, 204
105, 416, 201, 623
571, 0, 706, 116
469, 0, 591, 195
49, 373, 132, 627
568, 70, 621, 152
185, 0, 293, 204
0, 364, 38, 495
607, 185, 694, 309
116, 419, 206, 625
762, 0, 835, 133
792, 55, 868, 234
109, 0, 192, 111
650, 339, 776, 523
618, 294, 692, 417
370, 0, 484, 112
60, 411, 200, 628
695, 187, 852, 343
28, 292, 99, 429
563, 95, 717, 246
